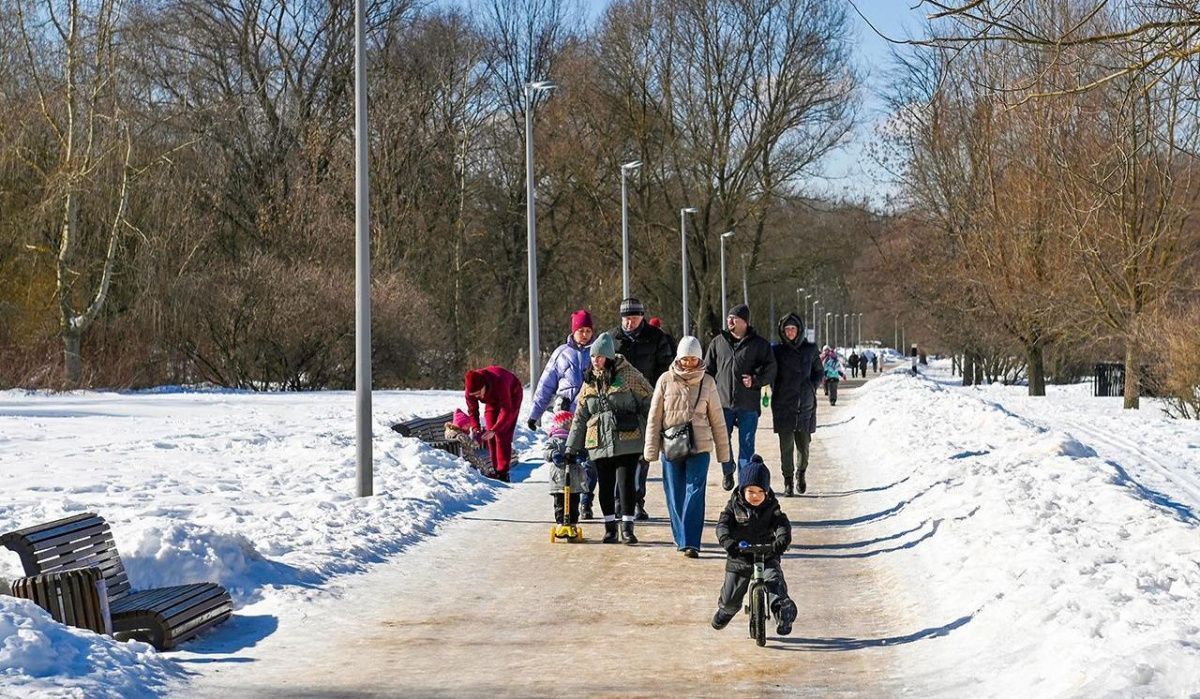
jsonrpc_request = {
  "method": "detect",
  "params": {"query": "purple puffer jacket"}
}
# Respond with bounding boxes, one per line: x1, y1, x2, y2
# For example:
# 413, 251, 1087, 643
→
530, 335, 592, 419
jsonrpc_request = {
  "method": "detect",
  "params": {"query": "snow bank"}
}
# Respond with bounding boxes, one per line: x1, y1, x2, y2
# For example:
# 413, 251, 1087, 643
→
0, 389, 515, 694
835, 368, 1200, 695
0, 596, 180, 698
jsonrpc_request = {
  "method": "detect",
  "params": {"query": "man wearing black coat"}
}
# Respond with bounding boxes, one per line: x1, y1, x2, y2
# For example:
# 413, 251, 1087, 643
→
704, 303, 777, 491
608, 297, 674, 520
771, 313, 824, 496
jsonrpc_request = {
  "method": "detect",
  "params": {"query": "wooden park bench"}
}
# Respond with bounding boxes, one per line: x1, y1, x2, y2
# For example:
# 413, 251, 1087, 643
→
1, 512, 232, 650
392, 412, 493, 473
391, 411, 463, 456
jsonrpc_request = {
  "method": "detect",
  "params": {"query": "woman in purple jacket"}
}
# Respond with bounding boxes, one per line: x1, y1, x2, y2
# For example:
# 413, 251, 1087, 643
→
527, 309, 598, 517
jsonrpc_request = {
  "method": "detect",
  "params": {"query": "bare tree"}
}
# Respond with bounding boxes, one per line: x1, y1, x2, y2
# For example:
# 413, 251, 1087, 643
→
1057, 62, 1200, 408
11, 0, 138, 385
915, 0, 1200, 97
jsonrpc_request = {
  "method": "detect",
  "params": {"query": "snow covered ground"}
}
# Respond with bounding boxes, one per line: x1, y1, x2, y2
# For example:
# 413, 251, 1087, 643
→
0, 389, 523, 697
3, 366, 1200, 696
833, 361, 1200, 695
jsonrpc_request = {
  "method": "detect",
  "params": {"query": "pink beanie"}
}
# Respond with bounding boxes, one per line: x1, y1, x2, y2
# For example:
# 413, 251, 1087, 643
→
571, 309, 593, 332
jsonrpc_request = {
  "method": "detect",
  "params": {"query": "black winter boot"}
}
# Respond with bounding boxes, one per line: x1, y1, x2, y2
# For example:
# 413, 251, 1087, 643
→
798, 471, 807, 494
712, 609, 734, 630
635, 500, 649, 521
775, 599, 797, 636
602, 521, 619, 544
722, 472, 735, 491
621, 520, 638, 545
784, 477, 795, 498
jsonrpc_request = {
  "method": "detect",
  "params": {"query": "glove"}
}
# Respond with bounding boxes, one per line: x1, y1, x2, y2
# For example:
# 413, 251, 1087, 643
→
563, 451, 579, 465
526, 418, 538, 431
773, 536, 790, 556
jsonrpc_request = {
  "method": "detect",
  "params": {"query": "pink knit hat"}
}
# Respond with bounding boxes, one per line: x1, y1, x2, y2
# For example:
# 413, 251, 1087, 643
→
571, 309, 593, 332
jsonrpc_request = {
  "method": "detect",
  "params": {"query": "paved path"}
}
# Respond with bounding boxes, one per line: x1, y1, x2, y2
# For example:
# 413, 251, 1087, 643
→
192, 370, 921, 697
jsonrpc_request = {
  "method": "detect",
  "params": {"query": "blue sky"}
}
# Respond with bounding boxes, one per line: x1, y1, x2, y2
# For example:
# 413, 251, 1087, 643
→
577, 0, 925, 206
819, 1, 927, 206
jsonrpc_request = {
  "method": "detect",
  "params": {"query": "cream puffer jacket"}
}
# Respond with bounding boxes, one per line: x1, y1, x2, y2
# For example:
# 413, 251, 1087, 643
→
644, 362, 732, 463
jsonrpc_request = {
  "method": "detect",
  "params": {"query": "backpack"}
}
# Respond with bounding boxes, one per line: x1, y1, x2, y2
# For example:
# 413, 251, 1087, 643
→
823, 357, 841, 379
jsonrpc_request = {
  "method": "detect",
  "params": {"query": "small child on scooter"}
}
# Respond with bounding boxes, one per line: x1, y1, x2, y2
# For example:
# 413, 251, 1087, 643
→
712, 456, 798, 635
543, 397, 586, 527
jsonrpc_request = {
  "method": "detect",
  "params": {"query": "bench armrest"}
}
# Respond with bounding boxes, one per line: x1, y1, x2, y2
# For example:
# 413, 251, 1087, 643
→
10, 566, 112, 636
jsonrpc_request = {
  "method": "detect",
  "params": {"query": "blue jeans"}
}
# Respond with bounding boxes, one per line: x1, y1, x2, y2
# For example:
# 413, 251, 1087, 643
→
723, 408, 759, 476
661, 453, 710, 551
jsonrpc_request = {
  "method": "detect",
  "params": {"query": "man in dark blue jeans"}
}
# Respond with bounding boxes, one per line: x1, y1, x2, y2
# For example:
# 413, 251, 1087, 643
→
704, 304, 777, 491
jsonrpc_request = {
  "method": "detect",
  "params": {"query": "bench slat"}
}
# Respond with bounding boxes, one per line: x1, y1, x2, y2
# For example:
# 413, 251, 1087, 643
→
2, 513, 101, 544
111, 584, 207, 614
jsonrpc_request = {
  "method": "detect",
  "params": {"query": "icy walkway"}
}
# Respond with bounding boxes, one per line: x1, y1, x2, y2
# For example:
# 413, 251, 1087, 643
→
187, 374, 929, 697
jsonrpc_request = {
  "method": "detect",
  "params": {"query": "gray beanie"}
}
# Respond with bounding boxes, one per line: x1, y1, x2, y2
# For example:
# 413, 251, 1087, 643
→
592, 331, 616, 359
619, 297, 646, 317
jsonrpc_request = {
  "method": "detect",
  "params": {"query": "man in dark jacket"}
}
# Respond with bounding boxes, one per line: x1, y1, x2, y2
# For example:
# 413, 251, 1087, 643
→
711, 457, 796, 635
771, 313, 824, 496
704, 303, 777, 491
608, 297, 674, 520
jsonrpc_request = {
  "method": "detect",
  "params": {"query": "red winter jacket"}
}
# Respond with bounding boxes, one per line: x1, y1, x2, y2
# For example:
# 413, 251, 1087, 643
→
465, 366, 524, 434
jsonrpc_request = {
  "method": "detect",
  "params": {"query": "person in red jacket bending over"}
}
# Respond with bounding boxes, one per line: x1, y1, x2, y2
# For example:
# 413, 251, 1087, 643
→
465, 366, 524, 482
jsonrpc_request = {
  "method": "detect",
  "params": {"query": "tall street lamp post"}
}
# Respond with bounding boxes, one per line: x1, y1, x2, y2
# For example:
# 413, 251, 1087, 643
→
620, 160, 641, 298
680, 207, 698, 336
525, 79, 556, 386
354, 0, 372, 497
720, 231, 735, 320
740, 253, 750, 306
812, 301, 820, 345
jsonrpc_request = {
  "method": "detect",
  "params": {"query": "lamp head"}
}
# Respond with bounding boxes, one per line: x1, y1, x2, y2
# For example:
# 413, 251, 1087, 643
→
622, 160, 642, 171
722, 231, 735, 239
529, 80, 557, 91
682, 207, 698, 214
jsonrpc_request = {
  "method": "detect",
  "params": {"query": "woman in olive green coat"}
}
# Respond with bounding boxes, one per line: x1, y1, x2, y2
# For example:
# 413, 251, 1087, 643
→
566, 332, 653, 544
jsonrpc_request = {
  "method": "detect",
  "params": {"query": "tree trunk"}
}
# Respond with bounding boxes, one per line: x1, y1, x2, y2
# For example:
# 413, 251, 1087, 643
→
63, 331, 83, 387
1123, 341, 1140, 409
1026, 343, 1046, 396
962, 353, 975, 386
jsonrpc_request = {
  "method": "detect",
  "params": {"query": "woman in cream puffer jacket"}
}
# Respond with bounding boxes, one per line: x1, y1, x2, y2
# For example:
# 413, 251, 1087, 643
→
644, 336, 732, 557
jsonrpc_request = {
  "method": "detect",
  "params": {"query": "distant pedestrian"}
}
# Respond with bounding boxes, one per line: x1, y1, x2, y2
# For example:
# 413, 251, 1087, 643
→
822, 350, 845, 406
704, 303, 777, 491
771, 314, 823, 496
862, 348, 878, 374
644, 336, 732, 557
465, 366, 524, 482
608, 298, 674, 521
848, 351, 861, 378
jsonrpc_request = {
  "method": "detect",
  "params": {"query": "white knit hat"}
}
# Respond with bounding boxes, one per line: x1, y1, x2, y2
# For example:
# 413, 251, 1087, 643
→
676, 336, 703, 360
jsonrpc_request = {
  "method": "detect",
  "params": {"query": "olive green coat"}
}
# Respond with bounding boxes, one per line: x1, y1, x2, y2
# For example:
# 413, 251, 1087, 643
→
566, 356, 653, 460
